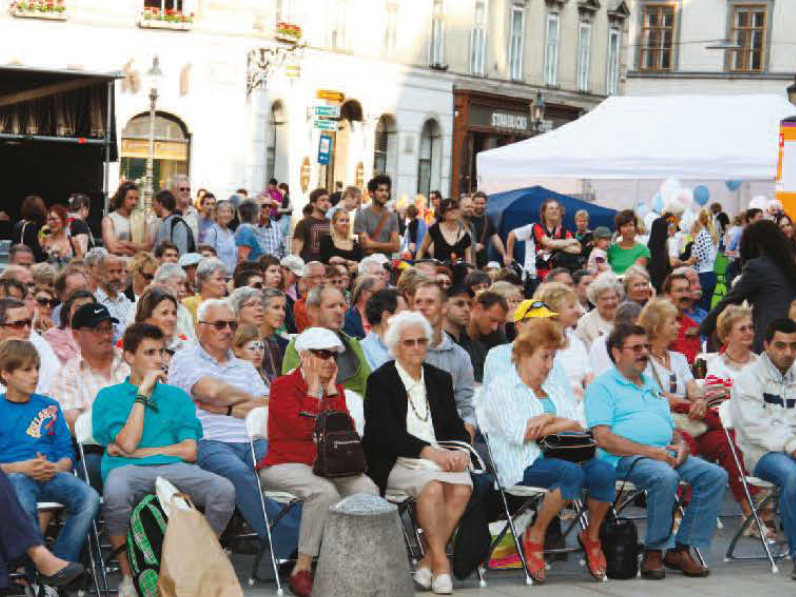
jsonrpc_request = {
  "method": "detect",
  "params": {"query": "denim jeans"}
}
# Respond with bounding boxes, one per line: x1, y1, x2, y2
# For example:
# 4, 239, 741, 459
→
615, 455, 727, 550
197, 439, 300, 559
521, 457, 616, 503
7, 472, 100, 562
754, 452, 796, 557
75, 452, 103, 494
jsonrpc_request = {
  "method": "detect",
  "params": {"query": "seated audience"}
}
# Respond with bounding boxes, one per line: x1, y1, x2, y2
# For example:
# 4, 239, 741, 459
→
575, 271, 623, 349
232, 324, 269, 385
182, 258, 229, 323
50, 266, 89, 329
124, 251, 158, 302
259, 289, 289, 383
589, 301, 643, 377
293, 261, 326, 334
623, 264, 653, 306
442, 284, 473, 347
230, 286, 265, 328
664, 272, 702, 364
93, 323, 235, 597
586, 324, 727, 580
134, 287, 190, 355
363, 312, 471, 594
43, 289, 95, 365
95, 253, 133, 343
32, 285, 57, 335
343, 276, 378, 340
0, 298, 60, 395
260, 328, 378, 597
706, 305, 757, 381
484, 320, 614, 583
360, 288, 406, 370
463, 290, 509, 383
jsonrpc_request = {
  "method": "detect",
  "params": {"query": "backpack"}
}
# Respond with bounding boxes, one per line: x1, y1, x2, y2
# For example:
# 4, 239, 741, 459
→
127, 494, 169, 597
169, 216, 196, 253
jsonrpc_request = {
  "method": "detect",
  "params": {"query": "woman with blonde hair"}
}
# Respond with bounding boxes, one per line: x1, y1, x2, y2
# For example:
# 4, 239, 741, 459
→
706, 304, 756, 382
692, 208, 718, 311
319, 208, 363, 272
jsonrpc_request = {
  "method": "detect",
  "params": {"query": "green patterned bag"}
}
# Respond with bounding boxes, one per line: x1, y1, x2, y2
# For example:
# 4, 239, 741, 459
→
126, 494, 168, 597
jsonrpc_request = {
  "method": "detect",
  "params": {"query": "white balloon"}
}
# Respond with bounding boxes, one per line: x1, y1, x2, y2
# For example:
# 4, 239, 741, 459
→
661, 178, 681, 202
749, 195, 768, 210
679, 210, 695, 233
676, 187, 694, 209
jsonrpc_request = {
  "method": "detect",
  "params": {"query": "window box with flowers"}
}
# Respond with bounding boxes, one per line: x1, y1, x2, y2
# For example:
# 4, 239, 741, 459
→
9, 1, 67, 20
275, 22, 302, 44
138, 6, 194, 30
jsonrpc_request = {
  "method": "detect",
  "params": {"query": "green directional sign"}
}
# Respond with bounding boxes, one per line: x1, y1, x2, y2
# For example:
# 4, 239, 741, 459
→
313, 119, 338, 131
314, 105, 341, 118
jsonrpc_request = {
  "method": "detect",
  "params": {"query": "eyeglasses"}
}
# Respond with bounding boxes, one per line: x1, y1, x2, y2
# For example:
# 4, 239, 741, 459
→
622, 343, 650, 354
1, 319, 32, 330
245, 341, 265, 351
199, 320, 238, 332
400, 337, 429, 348
310, 349, 338, 361
178, 186, 191, 192
36, 297, 59, 308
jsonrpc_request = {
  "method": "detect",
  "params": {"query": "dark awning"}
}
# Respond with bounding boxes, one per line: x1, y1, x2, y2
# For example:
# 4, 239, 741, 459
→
0, 65, 122, 160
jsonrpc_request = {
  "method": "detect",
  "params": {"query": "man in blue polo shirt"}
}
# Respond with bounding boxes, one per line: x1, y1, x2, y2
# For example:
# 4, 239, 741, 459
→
585, 323, 726, 580
93, 323, 235, 597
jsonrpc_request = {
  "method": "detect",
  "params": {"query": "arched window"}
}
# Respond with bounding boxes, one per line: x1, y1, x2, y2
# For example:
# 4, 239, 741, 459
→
417, 119, 441, 196
373, 114, 397, 179
120, 112, 189, 192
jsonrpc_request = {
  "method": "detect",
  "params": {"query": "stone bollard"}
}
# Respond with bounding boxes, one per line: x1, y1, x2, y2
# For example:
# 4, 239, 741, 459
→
312, 494, 415, 597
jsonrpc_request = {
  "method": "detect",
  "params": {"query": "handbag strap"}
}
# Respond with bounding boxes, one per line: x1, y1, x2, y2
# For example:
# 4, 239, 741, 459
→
614, 456, 648, 510
435, 440, 487, 474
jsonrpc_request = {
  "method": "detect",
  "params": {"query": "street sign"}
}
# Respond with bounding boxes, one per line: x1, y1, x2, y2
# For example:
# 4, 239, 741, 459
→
313, 119, 338, 131
317, 89, 345, 103
314, 105, 341, 119
318, 133, 333, 165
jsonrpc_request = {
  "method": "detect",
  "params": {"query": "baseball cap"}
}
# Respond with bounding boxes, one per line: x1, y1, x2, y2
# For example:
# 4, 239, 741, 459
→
593, 226, 612, 239
71, 302, 119, 330
179, 253, 203, 268
280, 255, 305, 276
513, 300, 559, 322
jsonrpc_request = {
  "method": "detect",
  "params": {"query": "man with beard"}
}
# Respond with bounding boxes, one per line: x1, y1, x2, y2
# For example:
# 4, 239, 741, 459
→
95, 253, 133, 343
470, 191, 506, 269
442, 284, 473, 348
664, 272, 701, 363
586, 324, 726, 580
355, 176, 400, 257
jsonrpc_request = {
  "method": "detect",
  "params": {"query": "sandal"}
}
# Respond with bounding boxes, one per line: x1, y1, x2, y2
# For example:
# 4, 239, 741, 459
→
522, 530, 546, 583
577, 530, 607, 581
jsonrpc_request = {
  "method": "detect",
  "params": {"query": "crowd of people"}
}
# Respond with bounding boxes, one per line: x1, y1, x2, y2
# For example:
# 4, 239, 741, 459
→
3, 174, 796, 597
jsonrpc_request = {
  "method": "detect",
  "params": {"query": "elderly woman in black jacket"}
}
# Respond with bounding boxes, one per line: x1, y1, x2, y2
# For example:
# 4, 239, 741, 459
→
700, 220, 796, 352
363, 310, 471, 595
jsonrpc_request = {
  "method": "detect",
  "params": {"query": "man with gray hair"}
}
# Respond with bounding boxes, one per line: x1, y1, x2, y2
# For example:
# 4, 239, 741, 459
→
124, 262, 195, 339
358, 256, 390, 288
8, 243, 34, 269
170, 173, 199, 240
589, 301, 644, 376
95, 253, 132, 343
169, 298, 300, 560
84, 247, 108, 293
182, 258, 229, 323
294, 261, 326, 333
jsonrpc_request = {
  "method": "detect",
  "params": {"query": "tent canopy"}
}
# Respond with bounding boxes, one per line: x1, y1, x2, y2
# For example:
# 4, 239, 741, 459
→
487, 186, 617, 265
477, 94, 796, 195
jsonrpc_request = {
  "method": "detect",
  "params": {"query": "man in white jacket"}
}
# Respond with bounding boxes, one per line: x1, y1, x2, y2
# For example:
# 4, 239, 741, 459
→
730, 317, 796, 580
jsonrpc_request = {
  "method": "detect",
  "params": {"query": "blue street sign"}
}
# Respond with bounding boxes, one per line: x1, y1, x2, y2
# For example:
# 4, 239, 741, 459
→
318, 132, 332, 165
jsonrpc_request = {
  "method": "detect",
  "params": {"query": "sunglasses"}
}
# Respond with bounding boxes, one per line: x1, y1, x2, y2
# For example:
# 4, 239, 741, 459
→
2, 319, 32, 330
36, 297, 60, 308
401, 337, 429, 348
622, 343, 650, 354
246, 341, 265, 351
310, 349, 338, 361
518, 301, 551, 319
140, 272, 155, 282
200, 320, 238, 332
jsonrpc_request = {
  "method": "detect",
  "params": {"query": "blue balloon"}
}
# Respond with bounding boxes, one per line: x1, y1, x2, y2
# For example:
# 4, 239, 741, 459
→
725, 180, 742, 191
652, 193, 664, 213
694, 185, 710, 206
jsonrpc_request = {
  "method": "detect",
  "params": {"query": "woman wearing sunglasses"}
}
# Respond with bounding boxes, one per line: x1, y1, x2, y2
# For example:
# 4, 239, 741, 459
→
363, 311, 472, 595
32, 285, 58, 335
258, 327, 378, 597
124, 251, 159, 302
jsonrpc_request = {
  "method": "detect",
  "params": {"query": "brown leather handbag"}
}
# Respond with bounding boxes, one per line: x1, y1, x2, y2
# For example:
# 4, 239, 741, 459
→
312, 398, 367, 478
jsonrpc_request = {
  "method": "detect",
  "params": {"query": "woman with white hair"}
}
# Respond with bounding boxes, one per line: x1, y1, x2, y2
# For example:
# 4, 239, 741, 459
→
363, 311, 472, 595
259, 327, 378, 597
622, 264, 652, 306
182, 258, 228, 323
575, 272, 624, 349
229, 286, 265, 328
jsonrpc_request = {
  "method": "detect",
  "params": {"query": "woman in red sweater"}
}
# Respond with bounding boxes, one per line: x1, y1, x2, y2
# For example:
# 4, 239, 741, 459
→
258, 328, 377, 597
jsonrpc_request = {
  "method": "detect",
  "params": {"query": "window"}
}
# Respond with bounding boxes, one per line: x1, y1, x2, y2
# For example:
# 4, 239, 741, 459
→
144, 0, 183, 9
470, 0, 487, 76
577, 21, 591, 92
544, 13, 560, 86
430, 0, 446, 67
374, 115, 397, 177
729, 4, 767, 72
639, 4, 676, 71
329, 0, 347, 50
384, 3, 398, 56
121, 112, 190, 193
607, 27, 621, 95
417, 120, 440, 197
508, 6, 524, 81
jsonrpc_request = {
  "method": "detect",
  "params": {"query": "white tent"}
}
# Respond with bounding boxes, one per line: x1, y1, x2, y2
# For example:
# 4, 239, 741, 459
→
477, 94, 796, 196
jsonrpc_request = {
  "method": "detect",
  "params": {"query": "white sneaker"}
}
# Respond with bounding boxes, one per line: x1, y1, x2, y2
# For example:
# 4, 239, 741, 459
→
119, 575, 136, 597
431, 573, 453, 595
413, 566, 432, 590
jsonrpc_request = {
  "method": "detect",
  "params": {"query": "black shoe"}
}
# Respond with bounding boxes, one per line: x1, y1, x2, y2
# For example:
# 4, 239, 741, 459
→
38, 562, 84, 588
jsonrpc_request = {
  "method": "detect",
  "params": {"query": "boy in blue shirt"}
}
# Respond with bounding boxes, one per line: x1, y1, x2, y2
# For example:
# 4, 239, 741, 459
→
0, 338, 100, 570
93, 323, 235, 597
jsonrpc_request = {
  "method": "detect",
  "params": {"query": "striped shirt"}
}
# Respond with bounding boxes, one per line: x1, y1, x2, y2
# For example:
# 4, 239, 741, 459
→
168, 340, 268, 443
49, 349, 130, 414
95, 287, 133, 344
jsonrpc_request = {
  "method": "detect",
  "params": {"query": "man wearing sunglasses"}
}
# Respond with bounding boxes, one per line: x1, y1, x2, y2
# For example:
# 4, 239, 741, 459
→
168, 298, 300, 562
0, 298, 60, 398
170, 174, 199, 241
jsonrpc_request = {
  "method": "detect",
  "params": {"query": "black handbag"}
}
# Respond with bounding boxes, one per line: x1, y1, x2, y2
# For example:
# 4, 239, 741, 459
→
539, 431, 596, 464
599, 457, 646, 579
312, 397, 367, 478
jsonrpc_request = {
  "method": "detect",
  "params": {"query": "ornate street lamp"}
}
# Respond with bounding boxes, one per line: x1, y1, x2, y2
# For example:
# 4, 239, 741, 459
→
531, 91, 547, 134
144, 56, 163, 210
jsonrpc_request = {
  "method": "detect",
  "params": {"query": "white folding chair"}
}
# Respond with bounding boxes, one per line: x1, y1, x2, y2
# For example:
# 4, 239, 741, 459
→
718, 401, 784, 572
245, 407, 302, 595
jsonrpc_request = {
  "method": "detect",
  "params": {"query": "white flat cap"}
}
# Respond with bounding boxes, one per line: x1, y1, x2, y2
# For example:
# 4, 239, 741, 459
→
280, 255, 305, 276
179, 253, 202, 268
294, 327, 346, 353
362, 253, 390, 266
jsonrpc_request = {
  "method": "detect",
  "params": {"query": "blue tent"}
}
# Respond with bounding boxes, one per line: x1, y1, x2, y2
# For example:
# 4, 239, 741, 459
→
486, 186, 618, 265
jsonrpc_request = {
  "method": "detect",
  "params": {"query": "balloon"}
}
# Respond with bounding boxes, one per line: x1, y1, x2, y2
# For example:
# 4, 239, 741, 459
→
694, 185, 710, 206
652, 193, 664, 213
725, 180, 742, 191
749, 195, 768, 210
661, 178, 681, 202
675, 187, 694, 209
635, 202, 650, 218
680, 210, 695, 233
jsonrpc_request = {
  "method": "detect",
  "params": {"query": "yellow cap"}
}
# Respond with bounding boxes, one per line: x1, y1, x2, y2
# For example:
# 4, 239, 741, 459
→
513, 300, 559, 322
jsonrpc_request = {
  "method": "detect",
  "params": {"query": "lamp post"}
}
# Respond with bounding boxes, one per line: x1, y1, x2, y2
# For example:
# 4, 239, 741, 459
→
531, 91, 546, 134
144, 56, 163, 210
787, 74, 796, 106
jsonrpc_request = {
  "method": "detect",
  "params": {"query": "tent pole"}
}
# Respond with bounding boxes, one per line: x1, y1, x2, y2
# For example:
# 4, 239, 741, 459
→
103, 80, 113, 216
0, 133, 105, 144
